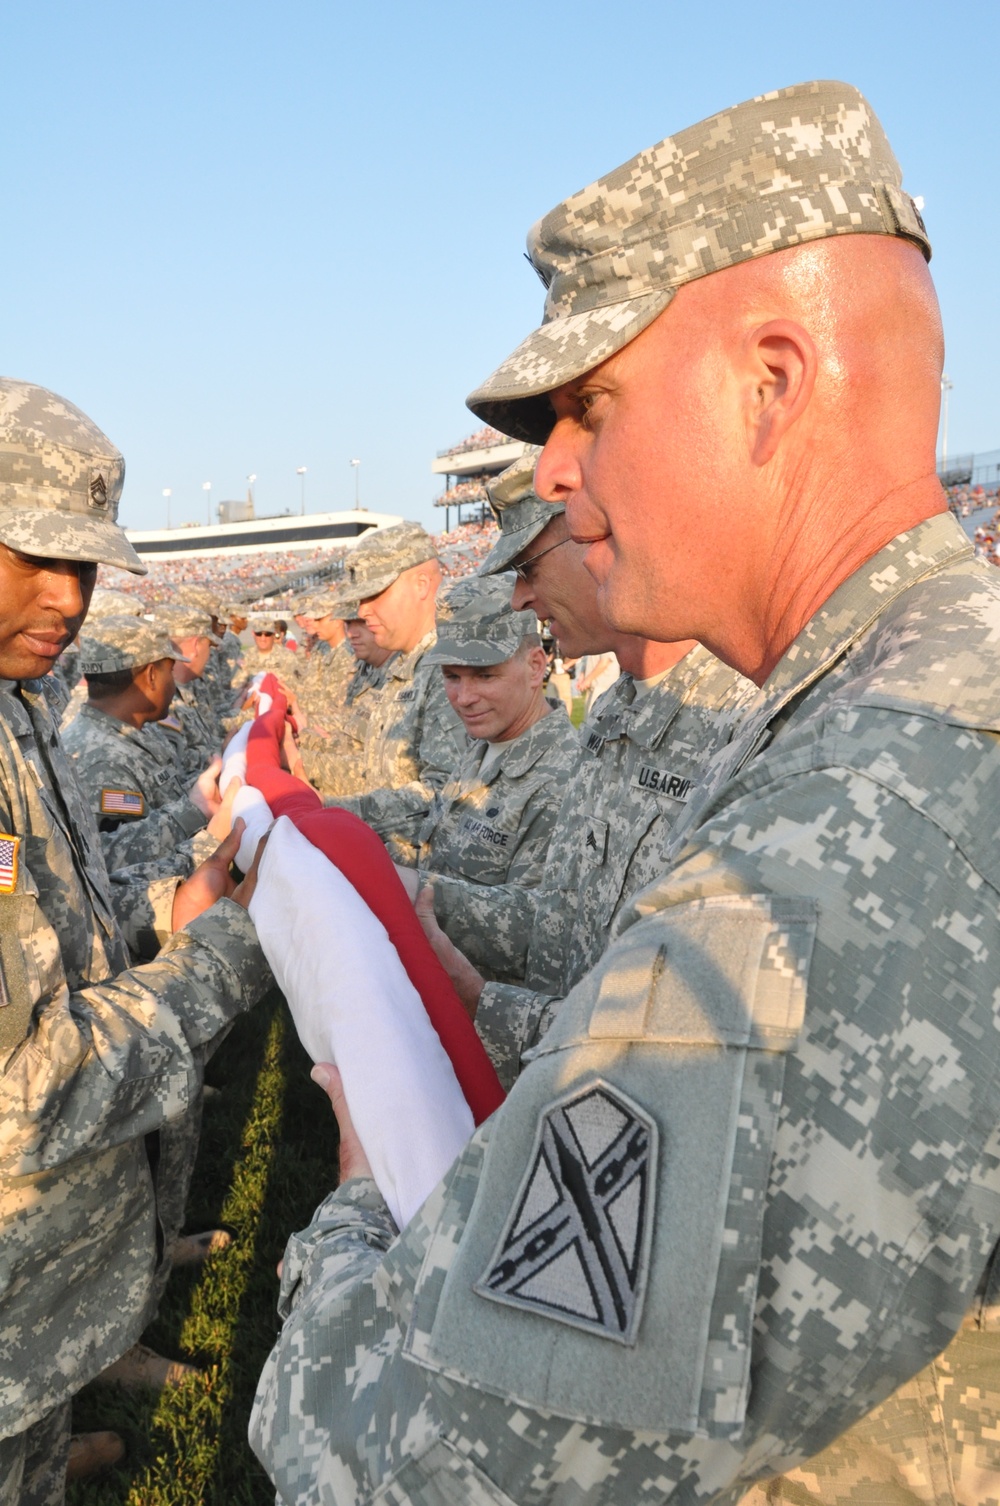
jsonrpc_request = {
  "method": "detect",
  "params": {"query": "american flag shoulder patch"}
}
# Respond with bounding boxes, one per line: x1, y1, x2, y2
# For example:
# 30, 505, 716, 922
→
100, 788, 145, 818
0, 833, 20, 894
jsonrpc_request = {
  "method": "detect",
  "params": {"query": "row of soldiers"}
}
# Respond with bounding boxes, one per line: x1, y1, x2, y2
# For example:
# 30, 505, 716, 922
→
5, 73, 1000, 1506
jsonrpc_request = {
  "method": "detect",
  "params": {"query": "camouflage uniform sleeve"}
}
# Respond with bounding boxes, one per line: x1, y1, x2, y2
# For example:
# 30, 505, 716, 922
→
99, 793, 206, 870
474, 981, 560, 1090
0, 898, 270, 1173
335, 677, 467, 862
108, 867, 182, 958
249, 744, 1000, 1504
425, 873, 538, 980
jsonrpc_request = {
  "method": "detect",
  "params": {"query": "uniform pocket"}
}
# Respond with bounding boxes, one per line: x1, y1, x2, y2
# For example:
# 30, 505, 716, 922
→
373, 1438, 518, 1506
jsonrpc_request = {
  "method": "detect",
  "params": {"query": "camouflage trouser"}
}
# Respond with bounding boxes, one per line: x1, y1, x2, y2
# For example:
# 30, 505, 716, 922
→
0, 1400, 71, 1506
742, 1252, 1000, 1506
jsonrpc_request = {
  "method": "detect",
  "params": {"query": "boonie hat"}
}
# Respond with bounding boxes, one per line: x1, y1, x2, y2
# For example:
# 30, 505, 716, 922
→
345, 520, 438, 602
154, 603, 223, 646
425, 574, 538, 668
78, 615, 190, 675
479, 447, 565, 576
0, 378, 146, 573
467, 81, 931, 444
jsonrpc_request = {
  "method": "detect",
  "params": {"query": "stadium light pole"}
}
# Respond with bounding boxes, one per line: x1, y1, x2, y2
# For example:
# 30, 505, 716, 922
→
163, 488, 172, 529
247, 473, 257, 514
351, 458, 361, 508
297, 466, 307, 515
203, 481, 212, 525
940, 374, 953, 475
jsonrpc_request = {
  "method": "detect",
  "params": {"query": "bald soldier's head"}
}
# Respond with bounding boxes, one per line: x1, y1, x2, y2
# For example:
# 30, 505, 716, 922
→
468, 81, 943, 685
536, 235, 945, 682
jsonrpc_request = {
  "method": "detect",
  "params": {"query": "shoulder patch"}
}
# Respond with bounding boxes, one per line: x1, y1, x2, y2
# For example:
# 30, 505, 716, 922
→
475, 1082, 656, 1344
0, 833, 20, 894
100, 788, 145, 818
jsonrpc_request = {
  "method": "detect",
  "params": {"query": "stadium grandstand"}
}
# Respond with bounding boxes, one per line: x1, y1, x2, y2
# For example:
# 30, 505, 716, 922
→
431, 426, 527, 529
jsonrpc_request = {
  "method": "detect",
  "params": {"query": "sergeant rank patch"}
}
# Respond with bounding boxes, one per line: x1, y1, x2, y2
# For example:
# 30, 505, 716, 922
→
476, 1082, 655, 1343
0, 833, 20, 893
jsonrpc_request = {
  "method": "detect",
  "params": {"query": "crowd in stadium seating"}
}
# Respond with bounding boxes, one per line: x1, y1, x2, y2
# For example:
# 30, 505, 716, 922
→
438, 425, 510, 456
435, 478, 490, 507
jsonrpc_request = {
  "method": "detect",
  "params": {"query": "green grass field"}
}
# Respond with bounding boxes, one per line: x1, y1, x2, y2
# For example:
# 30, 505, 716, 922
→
68, 989, 338, 1505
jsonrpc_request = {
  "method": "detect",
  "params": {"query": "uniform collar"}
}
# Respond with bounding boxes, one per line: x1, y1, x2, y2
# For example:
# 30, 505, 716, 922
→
741, 513, 972, 734
476, 706, 574, 781
389, 630, 437, 682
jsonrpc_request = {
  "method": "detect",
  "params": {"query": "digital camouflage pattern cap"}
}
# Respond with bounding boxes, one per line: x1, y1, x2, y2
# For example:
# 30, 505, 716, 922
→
247, 612, 282, 635
0, 378, 146, 573
153, 603, 223, 646
467, 81, 931, 444
480, 446, 566, 576
78, 615, 190, 675
87, 587, 147, 620
322, 581, 363, 620
425, 573, 539, 668
345, 520, 438, 601
175, 584, 223, 620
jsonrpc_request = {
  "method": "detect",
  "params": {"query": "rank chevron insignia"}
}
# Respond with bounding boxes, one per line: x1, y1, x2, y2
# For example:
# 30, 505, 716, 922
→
476, 1082, 656, 1343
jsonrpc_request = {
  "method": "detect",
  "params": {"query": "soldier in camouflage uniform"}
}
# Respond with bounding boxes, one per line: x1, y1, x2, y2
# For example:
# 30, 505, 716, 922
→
308, 522, 467, 862
0, 379, 271, 1505
418, 454, 751, 1082
412, 574, 580, 924
172, 584, 235, 737
292, 591, 356, 728
252, 83, 1000, 1506
62, 616, 220, 874
150, 602, 222, 776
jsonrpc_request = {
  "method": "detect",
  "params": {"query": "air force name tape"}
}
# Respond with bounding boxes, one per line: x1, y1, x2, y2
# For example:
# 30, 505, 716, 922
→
100, 788, 145, 818
476, 1082, 656, 1344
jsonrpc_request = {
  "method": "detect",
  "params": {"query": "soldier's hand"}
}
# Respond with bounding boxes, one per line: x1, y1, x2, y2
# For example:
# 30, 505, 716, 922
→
171, 821, 242, 930
281, 722, 306, 782
207, 773, 241, 841
190, 755, 224, 818
414, 884, 485, 1019
231, 833, 268, 910
310, 1064, 374, 1184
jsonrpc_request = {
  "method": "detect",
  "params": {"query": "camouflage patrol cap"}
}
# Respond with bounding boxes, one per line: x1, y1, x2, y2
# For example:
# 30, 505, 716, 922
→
153, 603, 223, 646
345, 520, 438, 602
467, 81, 932, 444
480, 446, 566, 576
425, 574, 539, 668
0, 378, 146, 573
87, 586, 147, 620
78, 615, 190, 675
247, 612, 281, 635
175, 584, 222, 620
323, 581, 362, 620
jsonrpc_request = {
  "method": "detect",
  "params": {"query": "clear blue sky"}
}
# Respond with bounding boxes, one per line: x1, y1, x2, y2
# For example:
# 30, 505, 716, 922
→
2, 0, 997, 532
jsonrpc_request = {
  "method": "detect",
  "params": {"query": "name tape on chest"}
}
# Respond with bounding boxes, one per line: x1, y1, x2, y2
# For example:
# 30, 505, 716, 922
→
396, 687, 416, 703
632, 763, 696, 803
0, 833, 20, 894
461, 816, 510, 849
476, 1083, 656, 1344
100, 788, 146, 818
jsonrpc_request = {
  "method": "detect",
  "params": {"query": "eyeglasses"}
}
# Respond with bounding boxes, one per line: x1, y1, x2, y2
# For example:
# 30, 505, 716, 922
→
512, 536, 571, 584
253, 630, 275, 638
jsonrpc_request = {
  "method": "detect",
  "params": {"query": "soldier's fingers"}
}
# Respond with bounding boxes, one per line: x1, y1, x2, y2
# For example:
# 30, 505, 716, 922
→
311, 1065, 373, 1182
